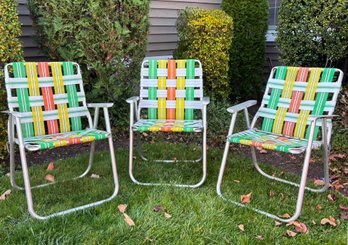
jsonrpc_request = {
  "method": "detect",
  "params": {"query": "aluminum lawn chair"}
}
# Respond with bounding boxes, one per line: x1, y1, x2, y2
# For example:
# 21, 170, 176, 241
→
217, 66, 343, 222
127, 59, 209, 187
3, 61, 119, 219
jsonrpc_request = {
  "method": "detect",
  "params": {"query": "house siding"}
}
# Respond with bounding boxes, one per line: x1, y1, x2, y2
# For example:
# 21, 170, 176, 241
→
16, 0, 281, 70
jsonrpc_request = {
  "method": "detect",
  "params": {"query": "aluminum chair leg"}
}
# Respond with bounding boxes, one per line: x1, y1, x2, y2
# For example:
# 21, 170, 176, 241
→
129, 129, 207, 188
217, 122, 329, 222
15, 116, 119, 220
9, 142, 97, 190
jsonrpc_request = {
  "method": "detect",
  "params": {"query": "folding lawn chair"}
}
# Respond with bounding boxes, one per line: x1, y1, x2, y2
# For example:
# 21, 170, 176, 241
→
126, 59, 209, 187
3, 61, 119, 219
216, 66, 343, 222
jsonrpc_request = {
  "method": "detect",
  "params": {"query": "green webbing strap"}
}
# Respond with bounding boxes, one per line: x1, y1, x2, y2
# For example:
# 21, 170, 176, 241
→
62, 62, 82, 131
185, 59, 195, 120
13, 62, 35, 138
261, 66, 288, 132
148, 60, 157, 119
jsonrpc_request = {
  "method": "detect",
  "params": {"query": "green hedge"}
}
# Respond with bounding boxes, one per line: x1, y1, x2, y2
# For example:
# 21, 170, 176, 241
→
174, 8, 233, 101
29, 0, 150, 128
222, 0, 269, 100
276, 0, 348, 67
0, 0, 24, 161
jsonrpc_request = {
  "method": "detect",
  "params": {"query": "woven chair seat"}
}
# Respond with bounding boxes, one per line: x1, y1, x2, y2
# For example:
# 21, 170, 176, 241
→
133, 119, 203, 132
22, 129, 109, 151
229, 129, 321, 154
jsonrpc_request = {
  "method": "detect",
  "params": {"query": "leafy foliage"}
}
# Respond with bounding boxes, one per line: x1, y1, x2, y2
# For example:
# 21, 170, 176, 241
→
174, 8, 233, 101
0, 0, 24, 161
222, 0, 269, 101
29, 0, 150, 128
276, 0, 348, 67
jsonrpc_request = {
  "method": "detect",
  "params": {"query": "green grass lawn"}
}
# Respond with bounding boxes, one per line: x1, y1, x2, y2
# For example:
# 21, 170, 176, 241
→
0, 142, 347, 244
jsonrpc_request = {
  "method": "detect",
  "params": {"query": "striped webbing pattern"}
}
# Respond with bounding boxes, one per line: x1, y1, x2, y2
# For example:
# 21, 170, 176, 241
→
258, 66, 342, 140
139, 59, 203, 120
133, 119, 203, 133
229, 129, 321, 154
5, 62, 88, 138
24, 129, 109, 151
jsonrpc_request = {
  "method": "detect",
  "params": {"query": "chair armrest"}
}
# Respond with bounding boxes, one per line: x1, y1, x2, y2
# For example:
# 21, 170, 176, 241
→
308, 115, 337, 121
87, 103, 113, 108
1, 111, 25, 118
126, 96, 139, 104
202, 97, 210, 105
227, 100, 257, 113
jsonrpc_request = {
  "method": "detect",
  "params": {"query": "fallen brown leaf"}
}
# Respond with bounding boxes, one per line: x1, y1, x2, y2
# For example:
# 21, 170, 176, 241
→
331, 180, 343, 190
144, 237, 153, 242
259, 149, 267, 154
339, 204, 348, 211
316, 204, 322, 211
340, 212, 348, 220
238, 224, 244, 232
343, 168, 348, 175
123, 213, 135, 226
281, 213, 291, 218
241, 192, 252, 204
275, 221, 282, 226
164, 212, 172, 219
5, 172, 10, 177
153, 205, 164, 212
329, 153, 346, 162
255, 235, 264, 240
293, 222, 309, 234
285, 230, 297, 237
269, 191, 275, 198
91, 174, 100, 179
47, 162, 54, 171
327, 194, 336, 202
0, 189, 11, 201
118, 204, 127, 214
142, 132, 148, 137
233, 180, 240, 183
44, 174, 55, 182
313, 179, 325, 186
320, 216, 336, 227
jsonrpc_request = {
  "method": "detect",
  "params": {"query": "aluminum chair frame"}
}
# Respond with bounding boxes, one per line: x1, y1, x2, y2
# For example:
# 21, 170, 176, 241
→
216, 67, 343, 222
127, 59, 209, 188
4, 62, 119, 220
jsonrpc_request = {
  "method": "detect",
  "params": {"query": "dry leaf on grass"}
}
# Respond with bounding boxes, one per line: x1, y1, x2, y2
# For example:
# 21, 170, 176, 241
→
44, 174, 55, 182
275, 221, 282, 226
164, 212, 172, 219
291, 221, 309, 234
259, 149, 267, 154
241, 192, 252, 204
255, 235, 264, 240
312, 220, 316, 225
238, 224, 244, 232
285, 230, 297, 237
269, 191, 275, 198
0, 190, 11, 201
313, 179, 325, 186
153, 205, 164, 212
281, 213, 291, 218
327, 194, 336, 202
340, 212, 348, 220
144, 237, 153, 242
5, 172, 10, 177
123, 213, 135, 226
91, 174, 100, 179
339, 204, 348, 211
233, 180, 240, 183
329, 153, 346, 162
320, 216, 336, 227
118, 204, 127, 214
316, 204, 322, 211
142, 132, 148, 137
331, 180, 343, 190
47, 162, 54, 171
